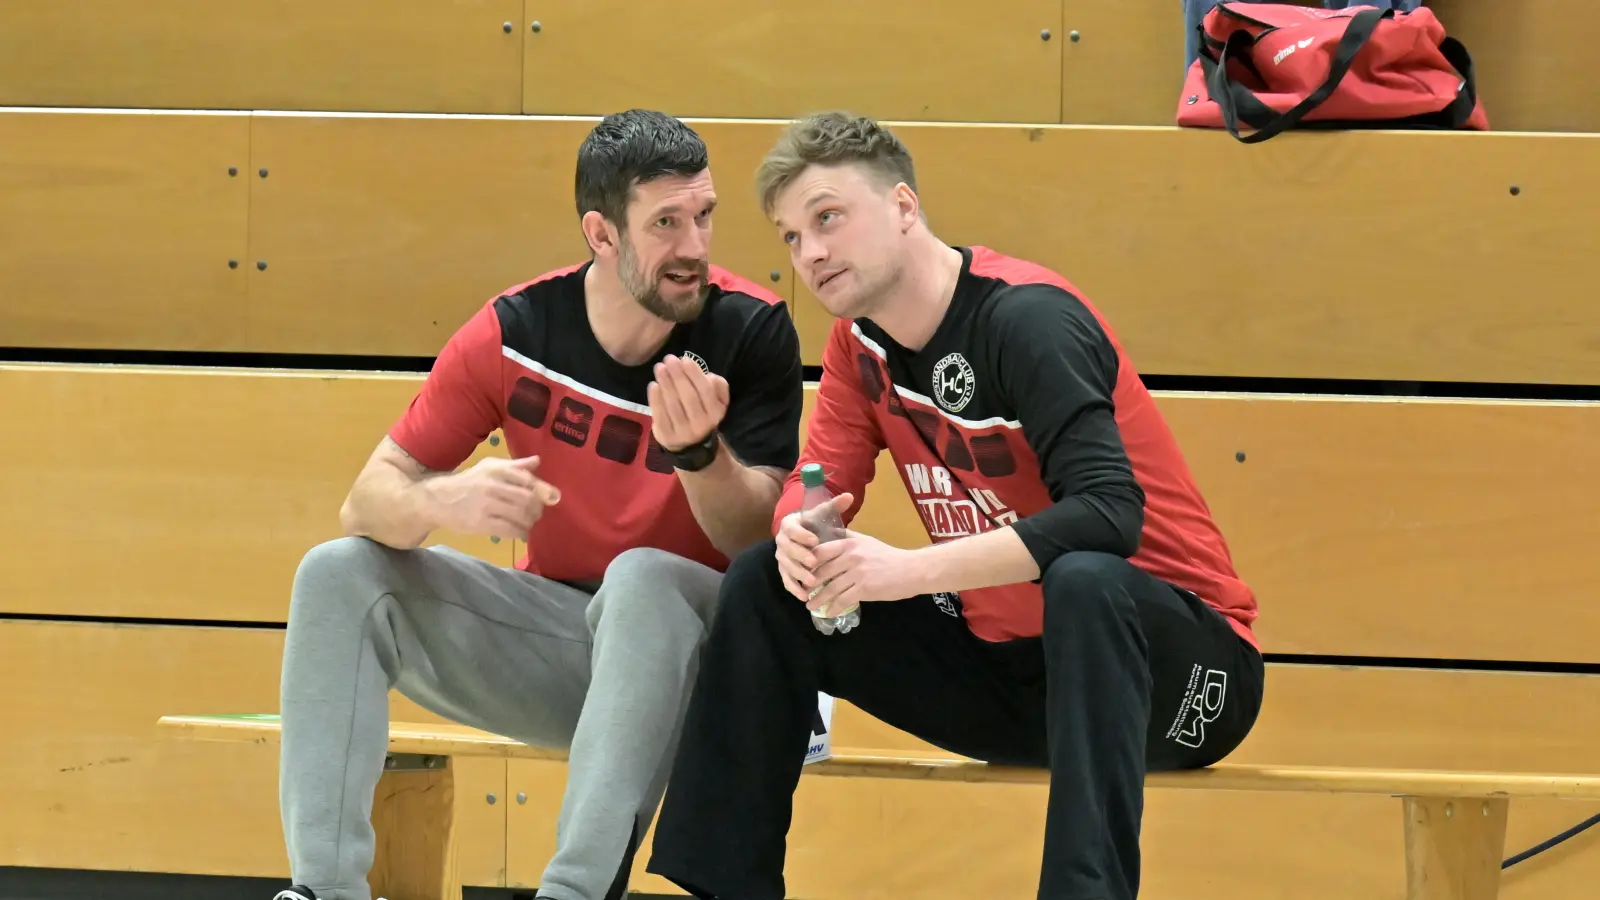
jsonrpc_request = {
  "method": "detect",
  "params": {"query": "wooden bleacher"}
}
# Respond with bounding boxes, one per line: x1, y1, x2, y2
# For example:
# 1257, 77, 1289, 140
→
0, 1, 526, 114
813, 386, 1600, 664
5, 110, 1600, 375
155, 711, 1600, 900
0, 364, 511, 621
1, 2, 1596, 130
3, 366, 1598, 897
7, 613, 1600, 897
5, 1, 1600, 897
8, 364, 1595, 659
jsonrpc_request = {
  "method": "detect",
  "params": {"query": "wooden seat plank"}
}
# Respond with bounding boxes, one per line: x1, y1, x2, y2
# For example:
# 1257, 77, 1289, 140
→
158, 713, 1600, 801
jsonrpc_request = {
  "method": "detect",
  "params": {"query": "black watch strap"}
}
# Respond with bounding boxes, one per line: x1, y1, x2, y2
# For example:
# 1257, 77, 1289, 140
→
667, 431, 720, 472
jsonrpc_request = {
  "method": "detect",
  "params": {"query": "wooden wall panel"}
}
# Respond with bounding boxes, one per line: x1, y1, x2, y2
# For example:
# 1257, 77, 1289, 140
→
10, 111, 1598, 371
1059, 0, 1184, 125
1163, 393, 1600, 663
3, 0, 1593, 132
1049, 0, 1600, 132
0, 110, 250, 351
1431, 0, 1600, 133
245, 114, 793, 356
0, 364, 511, 622
801, 384, 1600, 663
0, 0, 524, 114
522, 0, 1062, 123
831, 664, 1600, 773
0, 620, 507, 886
792, 125, 1600, 384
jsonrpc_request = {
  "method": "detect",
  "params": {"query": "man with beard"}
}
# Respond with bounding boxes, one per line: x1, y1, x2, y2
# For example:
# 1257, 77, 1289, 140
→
273, 109, 804, 900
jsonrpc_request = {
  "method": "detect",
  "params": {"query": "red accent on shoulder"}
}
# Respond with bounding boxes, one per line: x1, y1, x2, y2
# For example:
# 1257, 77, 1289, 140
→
709, 265, 785, 306
965, 246, 1125, 351
495, 262, 587, 300
966, 246, 1089, 297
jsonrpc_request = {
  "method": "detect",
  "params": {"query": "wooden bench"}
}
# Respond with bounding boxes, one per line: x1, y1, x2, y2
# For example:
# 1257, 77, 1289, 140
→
159, 714, 1600, 900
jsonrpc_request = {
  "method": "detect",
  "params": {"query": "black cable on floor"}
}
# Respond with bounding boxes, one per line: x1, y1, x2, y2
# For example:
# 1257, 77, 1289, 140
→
1504, 812, 1600, 869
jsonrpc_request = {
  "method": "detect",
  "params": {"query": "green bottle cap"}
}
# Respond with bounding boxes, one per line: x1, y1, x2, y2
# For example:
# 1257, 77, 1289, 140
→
800, 462, 826, 488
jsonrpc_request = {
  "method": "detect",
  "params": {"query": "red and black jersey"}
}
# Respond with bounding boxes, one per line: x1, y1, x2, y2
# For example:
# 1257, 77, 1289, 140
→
776, 246, 1258, 648
392, 262, 803, 582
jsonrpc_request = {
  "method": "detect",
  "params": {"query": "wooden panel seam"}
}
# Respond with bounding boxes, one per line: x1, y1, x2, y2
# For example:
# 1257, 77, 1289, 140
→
1058, 0, 1068, 124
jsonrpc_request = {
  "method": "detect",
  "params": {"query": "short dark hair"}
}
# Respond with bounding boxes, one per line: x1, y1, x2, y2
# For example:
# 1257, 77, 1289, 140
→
575, 110, 709, 227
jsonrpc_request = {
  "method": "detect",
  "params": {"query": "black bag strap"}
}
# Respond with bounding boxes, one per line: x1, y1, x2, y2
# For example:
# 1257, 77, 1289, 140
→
1201, 6, 1391, 143
1430, 36, 1480, 129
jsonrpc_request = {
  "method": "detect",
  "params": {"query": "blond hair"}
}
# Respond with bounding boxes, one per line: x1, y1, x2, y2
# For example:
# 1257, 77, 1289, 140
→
755, 111, 918, 219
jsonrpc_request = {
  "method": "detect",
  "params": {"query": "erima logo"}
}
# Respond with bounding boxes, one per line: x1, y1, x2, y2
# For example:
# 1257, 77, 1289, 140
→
1273, 37, 1315, 65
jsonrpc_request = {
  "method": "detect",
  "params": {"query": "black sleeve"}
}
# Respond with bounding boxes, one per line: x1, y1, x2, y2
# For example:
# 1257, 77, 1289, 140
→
719, 300, 805, 472
990, 285, 1146, 569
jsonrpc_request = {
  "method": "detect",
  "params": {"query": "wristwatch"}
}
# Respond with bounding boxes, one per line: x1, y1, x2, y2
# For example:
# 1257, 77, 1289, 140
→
667, 431, 720, 472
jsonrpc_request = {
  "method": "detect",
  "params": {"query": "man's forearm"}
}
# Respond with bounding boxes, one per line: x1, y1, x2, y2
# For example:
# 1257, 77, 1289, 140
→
340, 466, 443, 550
903, 527, 1041, 596
678, 438, 785, 558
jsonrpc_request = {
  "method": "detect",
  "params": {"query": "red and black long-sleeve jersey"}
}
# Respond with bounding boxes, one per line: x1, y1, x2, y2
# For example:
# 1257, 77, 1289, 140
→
774, 246, 1259, 648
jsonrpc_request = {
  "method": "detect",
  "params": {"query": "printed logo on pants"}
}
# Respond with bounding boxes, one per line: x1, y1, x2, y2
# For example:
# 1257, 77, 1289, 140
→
1166, 664, 1227, 749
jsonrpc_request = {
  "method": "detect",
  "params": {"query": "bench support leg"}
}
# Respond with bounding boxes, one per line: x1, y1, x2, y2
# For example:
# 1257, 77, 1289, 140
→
370, 761, 461, 900
1403, 796, 1508, 900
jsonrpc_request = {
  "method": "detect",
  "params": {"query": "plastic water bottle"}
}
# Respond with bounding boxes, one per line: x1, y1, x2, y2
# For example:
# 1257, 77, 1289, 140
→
798, 463, 860, 635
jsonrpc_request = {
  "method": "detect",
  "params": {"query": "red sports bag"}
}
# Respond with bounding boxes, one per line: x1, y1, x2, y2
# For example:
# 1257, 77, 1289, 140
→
1176, 2, 1487, 143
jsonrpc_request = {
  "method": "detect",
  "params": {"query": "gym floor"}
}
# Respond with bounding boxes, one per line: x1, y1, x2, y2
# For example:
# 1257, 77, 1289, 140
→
0, 869, 630, 900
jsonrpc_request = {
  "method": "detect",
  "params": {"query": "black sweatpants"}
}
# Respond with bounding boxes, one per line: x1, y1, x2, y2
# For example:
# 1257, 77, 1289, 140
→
645, 541, 1265, 900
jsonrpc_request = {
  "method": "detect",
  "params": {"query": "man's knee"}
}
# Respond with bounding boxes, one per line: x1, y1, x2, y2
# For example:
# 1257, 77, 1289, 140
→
291, 536, 394, 606
717, 538, 790, 611
1040, 551, 1140, 630
725, 538, 780, 588
594, 546, 724, 635
284, 537, 407, 673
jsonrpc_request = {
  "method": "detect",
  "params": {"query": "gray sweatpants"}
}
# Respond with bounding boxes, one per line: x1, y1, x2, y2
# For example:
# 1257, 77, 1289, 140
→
278, 536, 724, 900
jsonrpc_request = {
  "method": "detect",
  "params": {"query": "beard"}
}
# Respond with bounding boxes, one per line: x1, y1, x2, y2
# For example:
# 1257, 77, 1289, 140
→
618, 237, 711, 324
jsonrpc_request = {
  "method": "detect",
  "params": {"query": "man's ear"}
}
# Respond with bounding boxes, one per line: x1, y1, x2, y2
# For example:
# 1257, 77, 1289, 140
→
893, 183, 921, 232
581, 210, 620, 258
